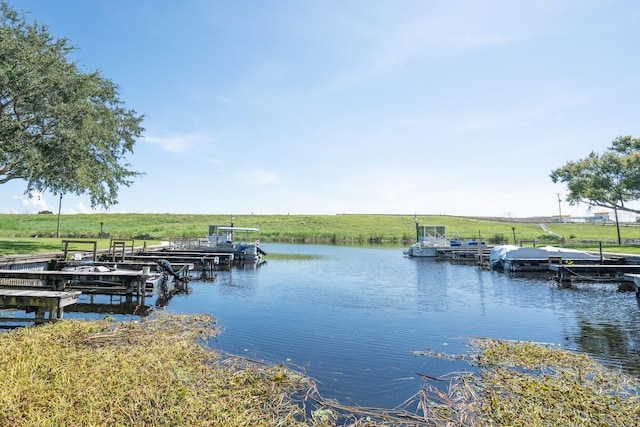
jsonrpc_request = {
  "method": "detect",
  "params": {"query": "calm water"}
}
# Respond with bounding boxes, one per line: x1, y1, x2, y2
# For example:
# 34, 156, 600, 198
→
71, 243, 640, 408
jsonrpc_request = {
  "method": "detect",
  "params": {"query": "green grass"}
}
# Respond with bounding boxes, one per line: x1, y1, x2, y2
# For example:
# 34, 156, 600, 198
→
1, 213, 640, 255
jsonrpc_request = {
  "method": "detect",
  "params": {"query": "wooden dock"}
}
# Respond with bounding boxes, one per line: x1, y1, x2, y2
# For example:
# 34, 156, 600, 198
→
549, 264, 640, 284
126, 251, 235, 271
0, 288, 81, 324
0, 269, 150, 295
436, 247, 492, 262
622, 274, 640, 298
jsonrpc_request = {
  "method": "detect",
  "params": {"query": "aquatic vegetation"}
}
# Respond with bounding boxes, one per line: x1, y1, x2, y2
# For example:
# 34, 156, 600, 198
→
469, 339, 640, 426
0, 313, 312, 426
405, 339, 640, 426
1, 315, 637, 426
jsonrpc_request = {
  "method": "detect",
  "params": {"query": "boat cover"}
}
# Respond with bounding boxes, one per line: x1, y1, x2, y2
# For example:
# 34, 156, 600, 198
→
489, 245, 601, 266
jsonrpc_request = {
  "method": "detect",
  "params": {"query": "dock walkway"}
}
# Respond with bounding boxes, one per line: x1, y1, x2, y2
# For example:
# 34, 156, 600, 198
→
549, 264, 640, 291
0, 269, 150, 295
622, 274, 640, 298
0, 288, 81, 323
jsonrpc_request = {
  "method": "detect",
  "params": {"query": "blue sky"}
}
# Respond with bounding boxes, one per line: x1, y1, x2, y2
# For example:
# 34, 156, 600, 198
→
3, 0, 640, 219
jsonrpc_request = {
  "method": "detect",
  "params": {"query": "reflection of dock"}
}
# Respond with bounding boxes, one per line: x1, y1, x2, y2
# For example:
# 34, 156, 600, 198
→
0, 288, 81, 324
66, 294, 152, 316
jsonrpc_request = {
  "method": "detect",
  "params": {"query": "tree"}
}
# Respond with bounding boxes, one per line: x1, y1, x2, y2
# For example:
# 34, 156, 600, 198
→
0, 2, 144, 209
550, 136, 640, 215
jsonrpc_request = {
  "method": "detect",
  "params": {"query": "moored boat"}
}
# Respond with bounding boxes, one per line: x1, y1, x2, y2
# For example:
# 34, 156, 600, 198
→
205, 225, 266, 261
403, 225, 449, 258
404, 223, 487, 257
171, 225, 266, 262
489, 245, 603, 271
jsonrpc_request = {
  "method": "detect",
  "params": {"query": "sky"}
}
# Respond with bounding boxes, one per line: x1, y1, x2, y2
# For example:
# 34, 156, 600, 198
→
3, 0, 640, 219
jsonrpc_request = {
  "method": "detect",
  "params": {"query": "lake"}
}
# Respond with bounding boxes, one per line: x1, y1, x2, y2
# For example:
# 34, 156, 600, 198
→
70, 243, 640, 409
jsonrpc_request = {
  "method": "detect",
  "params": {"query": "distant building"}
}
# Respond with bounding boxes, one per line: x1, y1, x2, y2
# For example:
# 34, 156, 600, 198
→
590, 211, 611, 222
551, 215, 571, 223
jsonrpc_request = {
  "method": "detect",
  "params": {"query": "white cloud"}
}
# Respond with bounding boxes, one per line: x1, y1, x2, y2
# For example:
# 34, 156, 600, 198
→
15, 191, 55, 213
62, 202, 92, 215
142, 132, 215, 153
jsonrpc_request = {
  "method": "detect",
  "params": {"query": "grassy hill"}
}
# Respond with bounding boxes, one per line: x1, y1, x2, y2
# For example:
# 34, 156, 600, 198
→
1, 213, 640, 255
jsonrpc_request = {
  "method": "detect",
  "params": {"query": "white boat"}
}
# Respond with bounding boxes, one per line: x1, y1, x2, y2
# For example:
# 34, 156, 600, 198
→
403, 225, 450, 258
205, 225, 266, 261
489, 245, 603, 271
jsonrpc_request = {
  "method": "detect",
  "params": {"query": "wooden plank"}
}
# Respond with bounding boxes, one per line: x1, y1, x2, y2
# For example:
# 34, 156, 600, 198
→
623, 274, 640, 298
0, 289, 81, 309
549, 265, 640, 273
0, 269, 147, 280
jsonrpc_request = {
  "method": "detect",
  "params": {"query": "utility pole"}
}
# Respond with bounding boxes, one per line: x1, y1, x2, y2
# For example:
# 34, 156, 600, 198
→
557, 193, 563, 222
56, 194, 63, 238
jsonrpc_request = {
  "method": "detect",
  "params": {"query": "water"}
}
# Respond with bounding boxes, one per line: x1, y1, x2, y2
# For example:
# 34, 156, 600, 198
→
69, 243, 640, 409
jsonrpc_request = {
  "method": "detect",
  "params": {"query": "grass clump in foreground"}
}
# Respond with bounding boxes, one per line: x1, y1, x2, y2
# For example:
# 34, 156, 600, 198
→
409, 339, 640, 426
472, 339, 640, 426
2, 317, 639, 427
0, 313, 314, 427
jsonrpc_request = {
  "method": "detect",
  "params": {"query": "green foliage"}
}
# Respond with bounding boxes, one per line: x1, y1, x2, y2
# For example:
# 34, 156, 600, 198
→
0, 2, 144, 208
489, 233, 507, 245
550, 135, 640, 215
536, 233, 564, 244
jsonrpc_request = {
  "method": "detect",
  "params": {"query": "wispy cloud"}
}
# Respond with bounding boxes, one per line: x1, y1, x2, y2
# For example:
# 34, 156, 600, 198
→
323, 1, 549, 92
142, 132, 215, 153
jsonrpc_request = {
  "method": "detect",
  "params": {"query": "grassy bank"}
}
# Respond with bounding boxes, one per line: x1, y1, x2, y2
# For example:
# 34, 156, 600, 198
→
1, 213, 639, 249
1, 314, 637, 426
